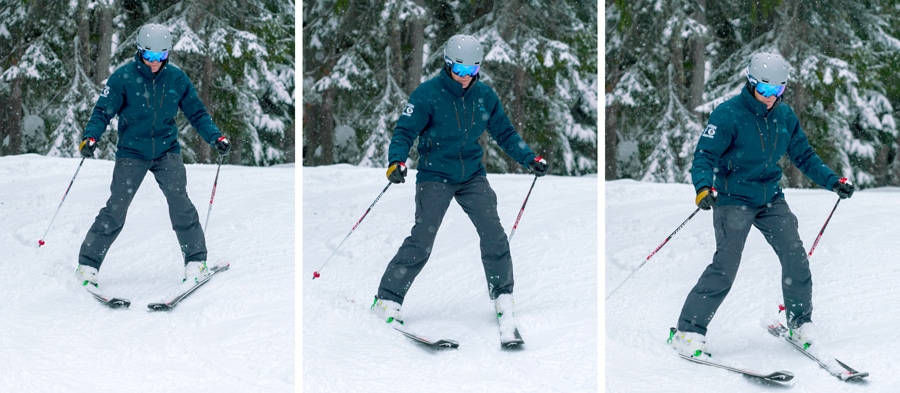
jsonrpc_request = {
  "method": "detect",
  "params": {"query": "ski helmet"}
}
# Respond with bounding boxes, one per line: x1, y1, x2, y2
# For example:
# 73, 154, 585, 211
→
136, 24, 172, 53
746, 52, 789, 87
444, 34, 483, 67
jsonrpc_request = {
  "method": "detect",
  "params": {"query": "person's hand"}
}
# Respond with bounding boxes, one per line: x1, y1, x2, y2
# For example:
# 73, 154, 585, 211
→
386, 161, 407, 184
215, 136, 232, 155
832, 178, 854, 199
79, 138, 96, 158
695, 187, 717, 210
529, 156, 549, 177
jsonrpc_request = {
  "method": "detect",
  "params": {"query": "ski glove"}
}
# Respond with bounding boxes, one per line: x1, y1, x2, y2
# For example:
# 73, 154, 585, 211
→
529, 156, 549, 177
215, 136, 232, 155
386, 161, 407, 184
79, 137, 96, 158
832, 178, 854, 199
695, 187, 717, 210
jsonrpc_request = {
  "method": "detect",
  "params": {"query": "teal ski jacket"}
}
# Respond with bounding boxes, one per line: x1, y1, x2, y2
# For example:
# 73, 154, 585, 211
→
388, 69, 537, 184
83, 53, 222, 160
692, 84, 841, 207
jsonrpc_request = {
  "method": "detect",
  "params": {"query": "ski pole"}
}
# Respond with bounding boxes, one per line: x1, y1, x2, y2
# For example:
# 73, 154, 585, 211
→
808, 177, 849, 257
38, 157, 87, 247
508, 175, 538, 243
313, 182, 392, 280
203, 155, 224, 234
808, 199, 841, 258
605, 206, 702, 300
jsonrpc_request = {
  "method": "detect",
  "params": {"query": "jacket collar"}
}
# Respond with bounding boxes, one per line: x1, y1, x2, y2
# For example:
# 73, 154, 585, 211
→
740, 81, 783, 116
440, 66, 480, 97
134, 52, 168, 80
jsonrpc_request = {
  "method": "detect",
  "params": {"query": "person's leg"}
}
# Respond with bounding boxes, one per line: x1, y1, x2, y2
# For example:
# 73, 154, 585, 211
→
454, 176, 513, 300
79, 157, 151, 269
754, 198, 812, 329
376, 182, 456, 304
676, 204, 756, 335
150, 153, 206, 264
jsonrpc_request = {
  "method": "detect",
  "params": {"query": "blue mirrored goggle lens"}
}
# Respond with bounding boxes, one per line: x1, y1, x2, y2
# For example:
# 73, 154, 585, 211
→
451, 63, 480, 77
755, 82, 785, 97
141, 50, 169, 62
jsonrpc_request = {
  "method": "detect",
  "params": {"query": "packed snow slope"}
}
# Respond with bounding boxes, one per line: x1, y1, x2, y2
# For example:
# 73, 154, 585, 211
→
606, 179, 900, 392
1, 154, 294, 393
302, 164, 598, 393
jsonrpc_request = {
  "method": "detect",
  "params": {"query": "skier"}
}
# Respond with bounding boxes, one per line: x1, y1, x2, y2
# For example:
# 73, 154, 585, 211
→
669, 52, 855, 358
369, 34, 549, 342
74, 23, 231, 290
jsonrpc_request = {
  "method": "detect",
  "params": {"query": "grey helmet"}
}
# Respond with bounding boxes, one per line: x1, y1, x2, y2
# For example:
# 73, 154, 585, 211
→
136, 23, 172, 52
444, 34, 483, 66
746, 51, 789, 86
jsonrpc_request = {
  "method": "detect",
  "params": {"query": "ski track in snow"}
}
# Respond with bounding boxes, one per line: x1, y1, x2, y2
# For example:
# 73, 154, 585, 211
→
1, 154, 294, 393
606, 179, 900, 392
302, 165, 598, 393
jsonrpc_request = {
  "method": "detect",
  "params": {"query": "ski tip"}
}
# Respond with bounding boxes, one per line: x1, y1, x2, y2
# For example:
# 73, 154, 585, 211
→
147, 303, 171, 311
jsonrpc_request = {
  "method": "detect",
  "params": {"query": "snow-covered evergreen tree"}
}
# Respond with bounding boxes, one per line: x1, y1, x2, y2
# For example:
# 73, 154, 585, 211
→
304, 0, 598, 176
607, 0, 900, 188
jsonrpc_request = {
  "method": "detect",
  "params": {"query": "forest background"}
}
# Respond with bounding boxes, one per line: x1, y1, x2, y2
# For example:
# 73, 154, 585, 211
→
303, 0, 598, 176
606, 0, 900, 190
0, 0, 295, 166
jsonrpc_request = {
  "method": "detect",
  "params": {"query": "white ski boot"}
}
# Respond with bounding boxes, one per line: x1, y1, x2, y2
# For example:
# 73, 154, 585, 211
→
494, 293, 519, 342
669, 328, 711, 358
75, 265, 99, 288
788, 322, 818, 350
371, 297, 405, 329
183, 261, 210, 285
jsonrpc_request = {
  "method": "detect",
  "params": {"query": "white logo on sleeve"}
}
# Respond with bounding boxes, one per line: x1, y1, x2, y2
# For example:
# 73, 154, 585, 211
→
100, 86, 110, 98
401, 103, 415, 117
701, 124, 717, 139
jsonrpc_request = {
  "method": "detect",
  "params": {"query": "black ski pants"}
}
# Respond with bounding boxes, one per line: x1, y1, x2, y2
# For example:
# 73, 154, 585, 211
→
377, 176, 514, 304
677, 198, 813, 334
79, 153, 207, 269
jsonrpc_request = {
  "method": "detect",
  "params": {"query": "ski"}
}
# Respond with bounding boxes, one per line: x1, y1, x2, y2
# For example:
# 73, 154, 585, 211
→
394, 326, 459, 349
147, 262, 230, 311
679, 353, 794, 383
764, 321, 868, 381
85, 286, 131, 308
500, 328, 524, 349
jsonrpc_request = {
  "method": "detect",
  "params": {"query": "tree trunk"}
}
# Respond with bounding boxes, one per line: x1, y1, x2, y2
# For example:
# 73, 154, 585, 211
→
405, 0, 425, 94
94, 5, 113, 84
195, 56, 216, 164
688, 0, 707, 111
3, 77, 24, 155
605, 103, 618, 180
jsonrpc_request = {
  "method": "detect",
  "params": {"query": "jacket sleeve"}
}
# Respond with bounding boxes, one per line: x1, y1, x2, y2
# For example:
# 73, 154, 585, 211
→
388, 88, 430, 165
785, 109, 840, 189
691, 109, 733, 192
83, 72, 126, 141
484, 88, 536, 167
178, 73, 222, 144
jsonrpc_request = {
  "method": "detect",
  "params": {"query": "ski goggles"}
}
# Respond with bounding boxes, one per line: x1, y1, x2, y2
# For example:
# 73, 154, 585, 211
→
451, 63, 480, 77
753, 81, 785, 98
141, 49, 169, 62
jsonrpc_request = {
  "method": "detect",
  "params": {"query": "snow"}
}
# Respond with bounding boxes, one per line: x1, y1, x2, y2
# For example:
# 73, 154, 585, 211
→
1, 154, 293, 392
302, 164, 598, 392
606, 179, 900, 392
